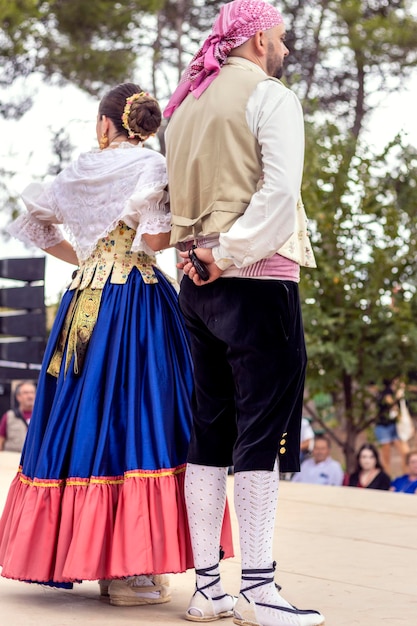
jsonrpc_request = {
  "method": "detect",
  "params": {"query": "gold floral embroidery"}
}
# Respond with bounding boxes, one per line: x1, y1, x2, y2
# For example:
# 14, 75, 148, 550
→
65, 287, 102, 375
47, 287, 102, 377
47, 290, 78, 377
70, 221, 159, 289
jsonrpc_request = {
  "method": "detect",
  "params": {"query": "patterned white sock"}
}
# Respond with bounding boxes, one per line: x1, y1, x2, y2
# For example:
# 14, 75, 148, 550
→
234, 459, 292, 609
185, 463, 230, 608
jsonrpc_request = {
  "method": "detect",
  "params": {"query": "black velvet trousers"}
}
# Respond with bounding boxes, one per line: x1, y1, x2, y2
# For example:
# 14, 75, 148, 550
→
179, 276, 307, 473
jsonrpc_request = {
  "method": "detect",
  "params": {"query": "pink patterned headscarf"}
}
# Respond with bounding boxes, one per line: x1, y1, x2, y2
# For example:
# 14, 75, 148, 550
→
163, 0, 284, 118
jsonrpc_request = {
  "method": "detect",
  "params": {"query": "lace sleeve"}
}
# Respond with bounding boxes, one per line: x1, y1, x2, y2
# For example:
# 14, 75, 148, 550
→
7, 182, 64, 249
8, 213, 64, 250
123, 184, 171, 253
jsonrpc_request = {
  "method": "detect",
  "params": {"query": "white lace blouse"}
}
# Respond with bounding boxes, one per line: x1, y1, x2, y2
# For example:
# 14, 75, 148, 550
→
8, 143, 171, 260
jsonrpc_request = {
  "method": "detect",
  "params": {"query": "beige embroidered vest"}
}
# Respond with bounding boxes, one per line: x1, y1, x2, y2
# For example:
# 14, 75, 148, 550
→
166, 62, 316, 268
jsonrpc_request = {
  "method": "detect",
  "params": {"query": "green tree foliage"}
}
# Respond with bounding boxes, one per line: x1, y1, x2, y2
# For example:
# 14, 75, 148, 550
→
0, 0, 163, 104
302, 124, 417, 467
147, 0, 224, 85
277, 0, 417, 468
0, 0, 163, 221
42, 0, 164, 93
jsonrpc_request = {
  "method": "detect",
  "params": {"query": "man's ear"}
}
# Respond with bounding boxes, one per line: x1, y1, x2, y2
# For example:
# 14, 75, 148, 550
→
253, 30, 266, 56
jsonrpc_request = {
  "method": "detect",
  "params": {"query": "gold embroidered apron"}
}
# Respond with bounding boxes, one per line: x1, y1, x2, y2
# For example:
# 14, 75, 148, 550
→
47, 222, 159, 377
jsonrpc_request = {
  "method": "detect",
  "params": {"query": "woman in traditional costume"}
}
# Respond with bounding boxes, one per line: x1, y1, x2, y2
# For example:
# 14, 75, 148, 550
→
0, 83, 232, 606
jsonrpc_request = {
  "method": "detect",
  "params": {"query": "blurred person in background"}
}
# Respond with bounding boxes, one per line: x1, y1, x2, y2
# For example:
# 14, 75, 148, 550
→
344, 443, 391, 490
390, 450, 417, 494
292, 435, 344, 486
0, 381, 36, 453
375, 378, 409, 474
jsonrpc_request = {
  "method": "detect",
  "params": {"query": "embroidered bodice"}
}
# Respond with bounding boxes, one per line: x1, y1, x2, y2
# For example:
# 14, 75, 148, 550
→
70, 222, 160, 288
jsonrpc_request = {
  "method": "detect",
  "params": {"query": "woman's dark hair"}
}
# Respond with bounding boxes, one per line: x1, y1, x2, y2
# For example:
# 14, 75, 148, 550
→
98, 82, 161, 140
355, 443, 382, 472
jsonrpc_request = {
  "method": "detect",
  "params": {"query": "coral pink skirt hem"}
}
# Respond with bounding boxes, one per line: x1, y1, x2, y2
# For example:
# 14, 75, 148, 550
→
0, 466, 233, 583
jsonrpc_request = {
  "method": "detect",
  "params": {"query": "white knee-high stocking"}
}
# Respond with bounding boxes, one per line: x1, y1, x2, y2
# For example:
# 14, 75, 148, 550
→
185, 463, 228, 603
234, 459, 293, 609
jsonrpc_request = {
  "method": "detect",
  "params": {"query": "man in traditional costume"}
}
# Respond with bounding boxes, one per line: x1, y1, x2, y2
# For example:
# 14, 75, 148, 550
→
164, 1, 324, 625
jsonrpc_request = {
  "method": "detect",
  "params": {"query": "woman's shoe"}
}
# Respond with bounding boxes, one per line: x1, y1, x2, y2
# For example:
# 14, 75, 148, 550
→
98, 579, 111, 597
108, 574, 171, 606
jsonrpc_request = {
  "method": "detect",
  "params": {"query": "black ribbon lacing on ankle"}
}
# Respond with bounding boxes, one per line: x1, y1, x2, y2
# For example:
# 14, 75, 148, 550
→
193, 546, 228, 602
240, 561, 319, 616
241, 561, 282, 598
